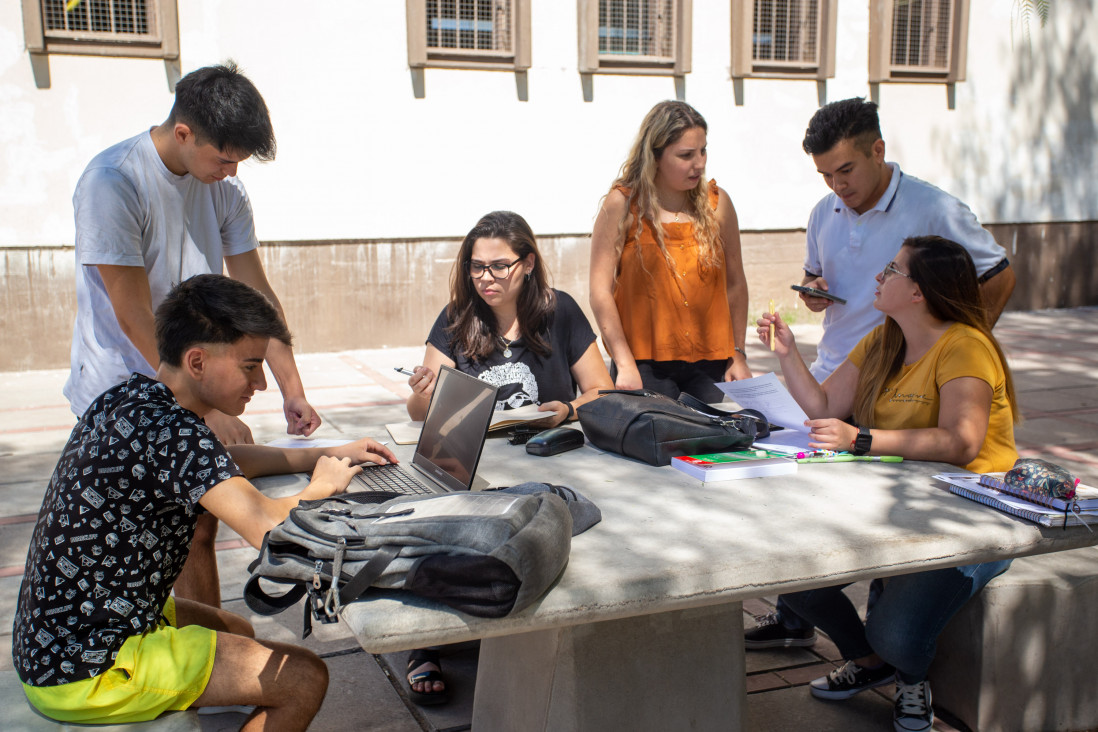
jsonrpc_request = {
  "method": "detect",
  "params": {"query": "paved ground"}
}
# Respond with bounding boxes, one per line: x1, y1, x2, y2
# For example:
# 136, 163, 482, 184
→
1, 307, 1096, 731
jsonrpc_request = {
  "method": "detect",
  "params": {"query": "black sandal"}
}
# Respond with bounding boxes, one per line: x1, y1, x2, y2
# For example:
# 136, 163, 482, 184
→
406, 648, 449, 706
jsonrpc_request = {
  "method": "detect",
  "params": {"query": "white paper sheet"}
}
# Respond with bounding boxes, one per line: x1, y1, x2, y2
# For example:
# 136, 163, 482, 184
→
716, 372, 814, 453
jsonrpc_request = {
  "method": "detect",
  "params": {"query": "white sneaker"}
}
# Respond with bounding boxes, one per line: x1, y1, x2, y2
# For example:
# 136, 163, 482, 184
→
893, 679, 933, 732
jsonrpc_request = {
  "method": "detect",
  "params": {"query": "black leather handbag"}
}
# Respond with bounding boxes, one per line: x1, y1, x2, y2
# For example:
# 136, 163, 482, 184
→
576, 389, 769, 467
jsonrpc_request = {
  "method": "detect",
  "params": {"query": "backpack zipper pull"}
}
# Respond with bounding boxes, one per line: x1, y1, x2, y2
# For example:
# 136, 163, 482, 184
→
312, 559, 323, 590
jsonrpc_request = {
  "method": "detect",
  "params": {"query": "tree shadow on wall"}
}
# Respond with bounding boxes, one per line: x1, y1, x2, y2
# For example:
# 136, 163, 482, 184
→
943, 0, 1097, 308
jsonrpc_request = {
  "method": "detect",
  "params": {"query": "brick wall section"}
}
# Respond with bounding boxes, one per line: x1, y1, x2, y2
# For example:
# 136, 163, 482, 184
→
1, 221, 1094, 372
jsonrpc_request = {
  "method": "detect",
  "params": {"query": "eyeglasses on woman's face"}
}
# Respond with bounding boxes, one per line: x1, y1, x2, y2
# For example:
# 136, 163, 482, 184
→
467, 257, 523, 279
879, 262, 912, 280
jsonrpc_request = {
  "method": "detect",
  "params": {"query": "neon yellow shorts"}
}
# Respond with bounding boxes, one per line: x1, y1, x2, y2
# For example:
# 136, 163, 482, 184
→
22, 598, 218, 724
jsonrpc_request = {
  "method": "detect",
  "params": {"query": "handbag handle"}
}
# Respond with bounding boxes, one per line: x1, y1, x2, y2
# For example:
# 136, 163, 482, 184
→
593, 389, 771, 438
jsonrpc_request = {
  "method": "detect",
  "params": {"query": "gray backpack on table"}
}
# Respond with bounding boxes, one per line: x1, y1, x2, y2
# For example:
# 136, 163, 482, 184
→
244, 489, 572, 634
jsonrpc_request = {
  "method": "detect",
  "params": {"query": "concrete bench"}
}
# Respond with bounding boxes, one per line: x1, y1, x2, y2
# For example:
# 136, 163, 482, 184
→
2, 668, 209, 731
929, 545, 1098, 732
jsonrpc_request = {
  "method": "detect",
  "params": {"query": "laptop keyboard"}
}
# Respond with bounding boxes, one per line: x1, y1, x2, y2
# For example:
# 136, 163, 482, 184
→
354, 464, 435, 495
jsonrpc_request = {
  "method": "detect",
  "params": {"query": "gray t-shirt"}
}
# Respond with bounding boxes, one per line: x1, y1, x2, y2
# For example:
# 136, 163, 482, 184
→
64, 130, 259, 414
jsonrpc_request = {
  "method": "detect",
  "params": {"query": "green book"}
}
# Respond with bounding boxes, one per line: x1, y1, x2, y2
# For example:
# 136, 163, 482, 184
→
670, 449, 797, 483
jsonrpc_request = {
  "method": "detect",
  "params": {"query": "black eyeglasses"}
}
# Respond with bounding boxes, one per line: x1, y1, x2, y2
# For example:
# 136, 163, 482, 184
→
466, 258, 522, 279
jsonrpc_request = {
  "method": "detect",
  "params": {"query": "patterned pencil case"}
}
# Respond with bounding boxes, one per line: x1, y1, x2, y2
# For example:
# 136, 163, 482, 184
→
1004, 458, 1080, 500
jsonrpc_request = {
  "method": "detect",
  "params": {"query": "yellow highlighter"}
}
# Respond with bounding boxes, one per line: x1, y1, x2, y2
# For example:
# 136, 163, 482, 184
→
769, 299, 775, 351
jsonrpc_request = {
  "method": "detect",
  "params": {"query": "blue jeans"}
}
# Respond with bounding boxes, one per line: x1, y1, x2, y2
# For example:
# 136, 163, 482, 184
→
775, 577, 885, 632
781, 560, 1012, 683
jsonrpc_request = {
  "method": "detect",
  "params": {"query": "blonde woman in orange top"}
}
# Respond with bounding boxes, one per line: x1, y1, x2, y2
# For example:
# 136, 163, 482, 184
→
590, 101, 751, 402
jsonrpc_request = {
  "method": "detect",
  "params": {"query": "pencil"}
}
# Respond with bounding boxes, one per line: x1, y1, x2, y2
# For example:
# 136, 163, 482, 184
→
769, 299, 775, 351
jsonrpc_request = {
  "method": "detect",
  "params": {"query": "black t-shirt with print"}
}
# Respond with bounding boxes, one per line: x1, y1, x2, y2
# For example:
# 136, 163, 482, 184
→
12, 374, 243, 686
427, 290, 596, 409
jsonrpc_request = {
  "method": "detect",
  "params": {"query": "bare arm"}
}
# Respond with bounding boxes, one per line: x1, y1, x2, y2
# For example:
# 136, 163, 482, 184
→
227, 436, 398, 479
96, 264, 159, 371
757, 310, 857, 418
198, 456, 361, 549
589, 191, 642, 389
805, 377, 993, 465
980, 263, 1016, 326
532, 341, 616, 427
717, 188, 751, 381
225, 250, 320, 436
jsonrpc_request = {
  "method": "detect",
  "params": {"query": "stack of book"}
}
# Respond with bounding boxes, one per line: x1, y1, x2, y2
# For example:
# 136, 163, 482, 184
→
671, 449, 797, 483
935, 472, 1098, 528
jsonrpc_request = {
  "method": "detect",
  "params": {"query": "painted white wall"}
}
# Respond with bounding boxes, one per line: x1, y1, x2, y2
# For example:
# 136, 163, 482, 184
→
1, 0, 1094, 249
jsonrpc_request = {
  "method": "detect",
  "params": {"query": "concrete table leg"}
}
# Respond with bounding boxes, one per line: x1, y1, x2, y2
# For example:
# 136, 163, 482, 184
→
472, 602, 746, 732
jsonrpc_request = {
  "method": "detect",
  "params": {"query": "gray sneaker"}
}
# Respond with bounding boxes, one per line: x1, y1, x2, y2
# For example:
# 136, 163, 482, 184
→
744, 612, 817, 649
893, 679, 934, 732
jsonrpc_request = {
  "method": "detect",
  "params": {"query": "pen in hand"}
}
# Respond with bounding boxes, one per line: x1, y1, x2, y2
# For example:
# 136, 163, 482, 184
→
768, 300, 776, 351
394, 367, 416, 377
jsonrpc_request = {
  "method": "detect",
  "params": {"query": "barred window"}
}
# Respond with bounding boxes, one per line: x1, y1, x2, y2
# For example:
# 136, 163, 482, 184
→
23, 0, 178, 58
408, 0, 530, 69
869, 0, 969, 83
890, 0, 953, 72
580, 0, 691, 74
731, 0, 836, 79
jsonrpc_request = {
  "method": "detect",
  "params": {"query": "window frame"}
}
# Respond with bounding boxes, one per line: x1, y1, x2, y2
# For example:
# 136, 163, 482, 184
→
578, 0, 693, 76
406, 0, 532, 71
868, 0, 970, 84
21, 0, 179, 60
730, 0, 837, 80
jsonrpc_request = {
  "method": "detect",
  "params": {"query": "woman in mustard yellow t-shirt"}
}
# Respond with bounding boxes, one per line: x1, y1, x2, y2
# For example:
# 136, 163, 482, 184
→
756, 235, 1019, 732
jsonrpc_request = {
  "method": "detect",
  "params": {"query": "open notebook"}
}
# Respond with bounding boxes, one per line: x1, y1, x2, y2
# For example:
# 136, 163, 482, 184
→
386, 402, 547, 445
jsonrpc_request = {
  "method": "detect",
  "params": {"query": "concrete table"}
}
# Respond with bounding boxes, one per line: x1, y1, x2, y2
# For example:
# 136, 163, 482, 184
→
295, 433, 1098, 732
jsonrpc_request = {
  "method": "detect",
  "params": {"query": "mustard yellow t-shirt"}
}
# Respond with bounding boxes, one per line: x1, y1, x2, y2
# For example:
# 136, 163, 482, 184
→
847, 322, 1017, 473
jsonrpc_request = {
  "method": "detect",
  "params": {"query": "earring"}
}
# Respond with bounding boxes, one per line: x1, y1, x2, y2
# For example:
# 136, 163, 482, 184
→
525, 272, 531, 281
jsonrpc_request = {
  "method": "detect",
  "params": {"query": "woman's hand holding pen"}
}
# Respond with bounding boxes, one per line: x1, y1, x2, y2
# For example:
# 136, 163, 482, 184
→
404, 366, 437, 400
756, 311, 796, 357
805, 418, 859, 453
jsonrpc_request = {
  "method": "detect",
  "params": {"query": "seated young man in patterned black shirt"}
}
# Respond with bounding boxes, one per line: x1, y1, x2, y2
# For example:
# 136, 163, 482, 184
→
12, 274, 397, 730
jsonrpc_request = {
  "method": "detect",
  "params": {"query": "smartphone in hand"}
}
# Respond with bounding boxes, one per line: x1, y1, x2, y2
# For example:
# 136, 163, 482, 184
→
791, 284, 847, 304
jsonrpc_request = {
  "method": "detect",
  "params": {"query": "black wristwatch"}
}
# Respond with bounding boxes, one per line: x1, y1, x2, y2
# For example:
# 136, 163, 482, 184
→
852, 426, 873, 456
565, 402, 576, 421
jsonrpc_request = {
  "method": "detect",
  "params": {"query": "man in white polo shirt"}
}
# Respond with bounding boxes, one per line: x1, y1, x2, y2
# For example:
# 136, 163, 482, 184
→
746, 97, 1016, 650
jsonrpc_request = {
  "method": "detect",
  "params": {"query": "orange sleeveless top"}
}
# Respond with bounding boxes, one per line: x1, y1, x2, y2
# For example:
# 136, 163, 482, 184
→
613, 179, 734, 363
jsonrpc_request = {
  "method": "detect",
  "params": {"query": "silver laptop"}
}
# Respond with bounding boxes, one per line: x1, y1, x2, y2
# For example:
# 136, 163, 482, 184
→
354, 366, 499, 495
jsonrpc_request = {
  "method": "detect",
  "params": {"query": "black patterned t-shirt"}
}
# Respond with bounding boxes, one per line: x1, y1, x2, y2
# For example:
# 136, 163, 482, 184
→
11, 374, 243, 686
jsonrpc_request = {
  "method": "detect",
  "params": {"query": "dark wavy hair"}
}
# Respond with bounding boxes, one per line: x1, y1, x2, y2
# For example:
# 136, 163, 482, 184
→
802, 97, 882, 156
169, 61, 276, 161
853, 236, 1019, 426
446, 211, 555, 361
156, 274, 291, 366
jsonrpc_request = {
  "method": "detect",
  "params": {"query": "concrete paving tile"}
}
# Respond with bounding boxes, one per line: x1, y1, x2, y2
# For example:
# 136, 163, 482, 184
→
1016, 385, 1098, 414
746, 671, 789, 693
814, 633, 843, 662
0, 522, 33, 573
745, 646, 822, 673
775, 661, 836, 685
0, 483, 53, 518
746, 683, 894, 732
743, 596, 774, 616
313, 649, 424, 732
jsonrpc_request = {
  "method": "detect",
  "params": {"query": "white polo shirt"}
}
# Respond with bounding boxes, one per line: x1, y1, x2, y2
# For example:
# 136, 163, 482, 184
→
63, 130, 259, 414
804, 163, 1008, 380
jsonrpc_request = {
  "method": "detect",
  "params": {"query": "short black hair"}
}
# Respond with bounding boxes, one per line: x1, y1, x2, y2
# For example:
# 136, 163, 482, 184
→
168, 61, 276, 161
802, 97, 882, 156
155, 274, 292, 366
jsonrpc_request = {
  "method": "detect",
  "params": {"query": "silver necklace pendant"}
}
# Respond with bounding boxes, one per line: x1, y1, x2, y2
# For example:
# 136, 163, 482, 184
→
503, 346, 512, 358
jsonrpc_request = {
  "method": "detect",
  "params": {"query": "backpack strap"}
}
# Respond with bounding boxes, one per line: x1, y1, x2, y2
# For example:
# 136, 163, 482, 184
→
336, 544, 401, 607
242, 574, 308, 615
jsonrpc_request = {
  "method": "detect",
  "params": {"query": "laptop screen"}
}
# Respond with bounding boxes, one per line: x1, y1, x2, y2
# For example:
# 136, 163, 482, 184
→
411, 366, 499, 492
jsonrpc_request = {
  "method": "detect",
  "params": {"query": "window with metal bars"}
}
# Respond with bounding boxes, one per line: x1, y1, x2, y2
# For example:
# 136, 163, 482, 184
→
408, 0, 530, 69
731, 0, 835, 79
579, 0, 691, 74
890, 0, 953, 71
868, 0, 968, 83
22, 0, 178, 58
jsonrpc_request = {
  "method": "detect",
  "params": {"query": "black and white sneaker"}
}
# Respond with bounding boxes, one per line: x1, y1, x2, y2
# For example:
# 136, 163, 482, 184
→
744, 612, 817, 649
893, 679, 934, 732
809, 660, 895, 700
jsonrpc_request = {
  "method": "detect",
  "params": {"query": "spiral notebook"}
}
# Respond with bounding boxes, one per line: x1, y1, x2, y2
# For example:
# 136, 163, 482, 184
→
977, 474, 1098, 512
934, 473, 1098, 528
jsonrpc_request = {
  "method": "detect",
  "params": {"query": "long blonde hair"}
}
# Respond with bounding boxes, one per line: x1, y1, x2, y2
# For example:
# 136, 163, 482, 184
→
608, 101, 722, 273
853, 236, 1019, 426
